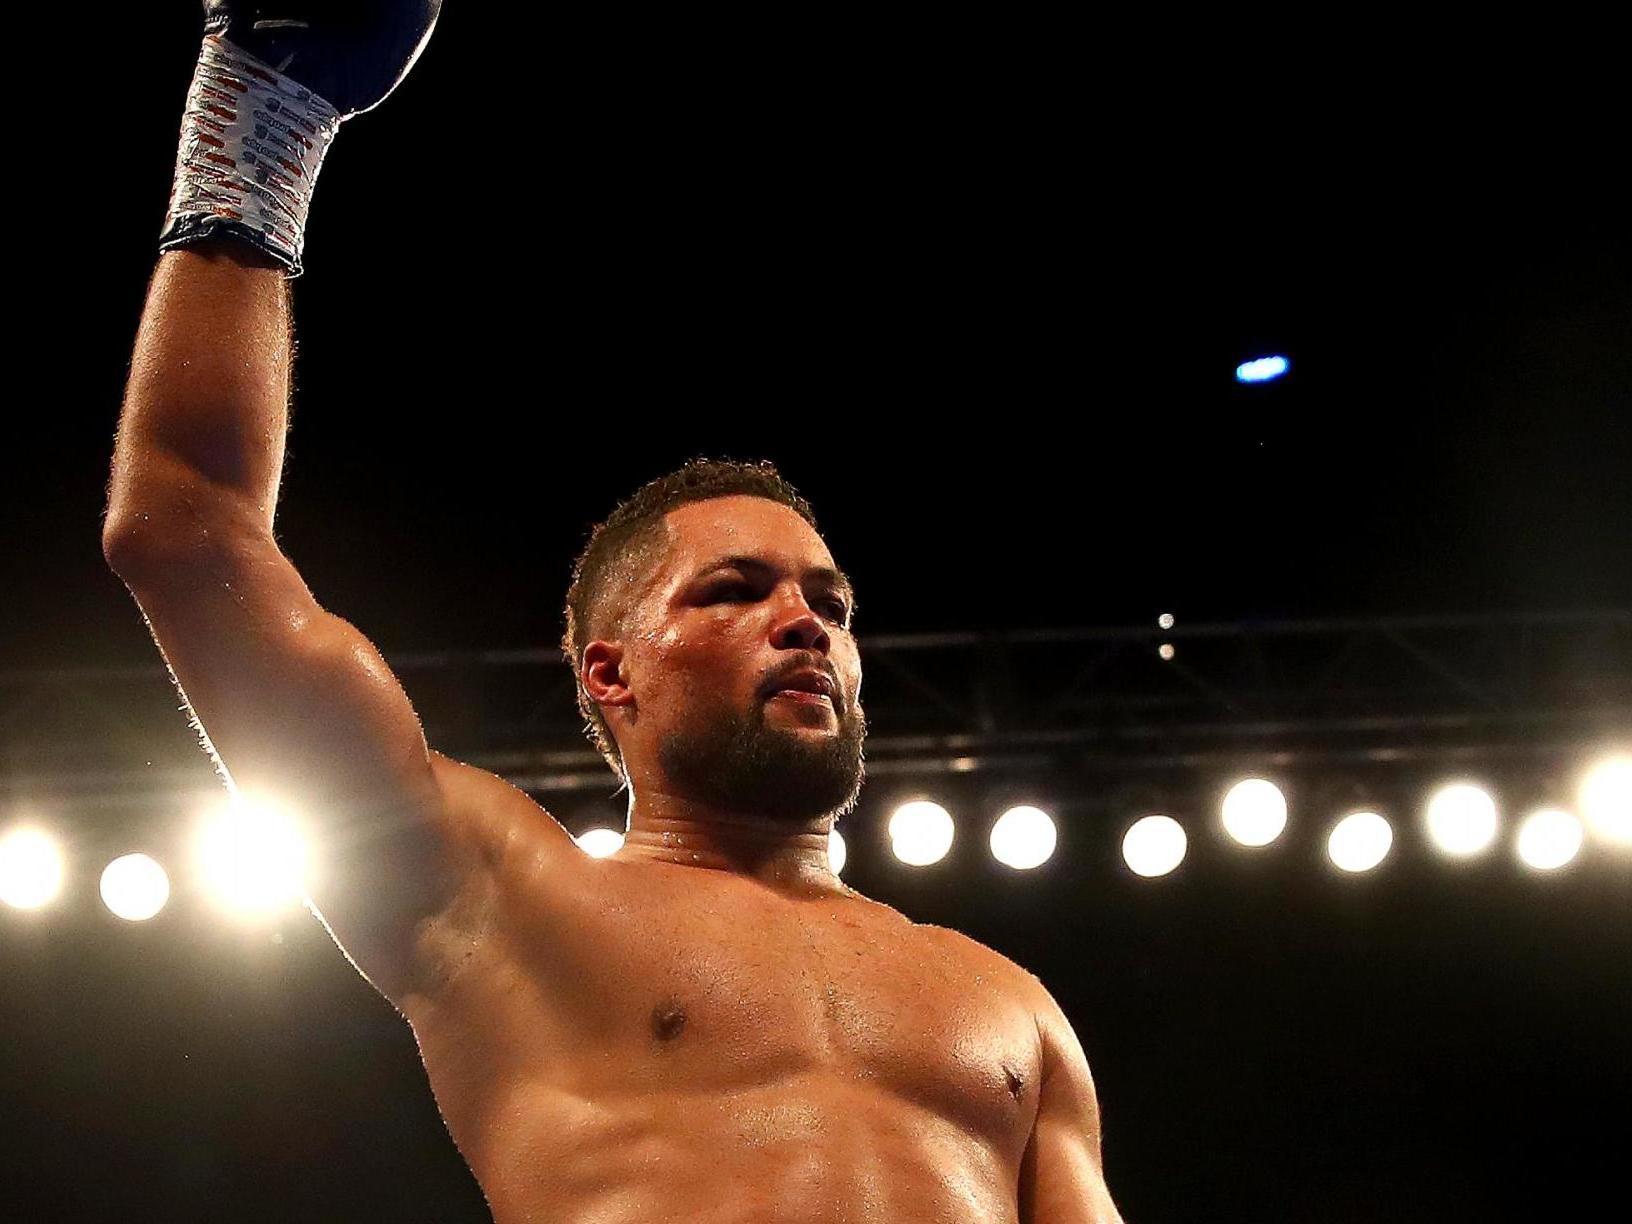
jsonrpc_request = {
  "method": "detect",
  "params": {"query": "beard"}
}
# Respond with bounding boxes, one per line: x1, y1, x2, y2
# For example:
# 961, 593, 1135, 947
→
658, 693, 868, 824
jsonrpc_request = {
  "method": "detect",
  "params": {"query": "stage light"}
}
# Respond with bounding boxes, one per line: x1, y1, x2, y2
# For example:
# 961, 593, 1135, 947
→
196, 794, 309, 916
889, 800, 955, 867
0, 826, 65, 910
1222, 779, 1287, 847
100, 853, 170, 922
574, 827, 624, 858
1158, 643, 1176, 661
1328, 811, 1392, 873
989, 805, 1057, 870
1235, 355, 1289, 383
1515, 808, 1584, 871
1424, 782, 1499, 858
1122, 815, 1186, 878
828, 828, 847, 875
1157, 613, 1175, 630
1578, 754, 1632, 847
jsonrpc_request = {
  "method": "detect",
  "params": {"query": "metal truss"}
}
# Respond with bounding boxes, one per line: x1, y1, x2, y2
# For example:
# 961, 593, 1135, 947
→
2, 610, 1628, 816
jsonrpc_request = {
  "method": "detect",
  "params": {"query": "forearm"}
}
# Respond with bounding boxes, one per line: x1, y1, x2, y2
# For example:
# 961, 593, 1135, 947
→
106, 3, 441, 557
105, 239, 292, 552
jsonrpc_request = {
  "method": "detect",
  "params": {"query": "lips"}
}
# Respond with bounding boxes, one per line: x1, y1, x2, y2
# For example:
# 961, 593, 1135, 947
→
772, 689, 834, 707
762, 667, 837, 702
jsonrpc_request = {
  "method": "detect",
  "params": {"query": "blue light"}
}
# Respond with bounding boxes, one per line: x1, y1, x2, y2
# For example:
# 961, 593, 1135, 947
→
1236, 356, 1290, 384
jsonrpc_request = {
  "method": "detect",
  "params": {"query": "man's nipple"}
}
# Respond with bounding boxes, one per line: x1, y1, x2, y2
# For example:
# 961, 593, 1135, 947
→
1004, 1064, 1026, 1100
652, 1001, 688, 1042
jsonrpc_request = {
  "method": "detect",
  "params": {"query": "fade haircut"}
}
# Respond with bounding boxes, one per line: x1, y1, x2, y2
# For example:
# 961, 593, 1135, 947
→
562, 458, 821, 782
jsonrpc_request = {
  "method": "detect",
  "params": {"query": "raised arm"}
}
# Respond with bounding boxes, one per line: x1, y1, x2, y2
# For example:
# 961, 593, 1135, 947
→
101, 3, 573, 1005
105, 240, 444, 1002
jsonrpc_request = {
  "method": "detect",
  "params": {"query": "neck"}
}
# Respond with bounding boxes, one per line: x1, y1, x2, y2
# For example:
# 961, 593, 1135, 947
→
617, 784, 849, 897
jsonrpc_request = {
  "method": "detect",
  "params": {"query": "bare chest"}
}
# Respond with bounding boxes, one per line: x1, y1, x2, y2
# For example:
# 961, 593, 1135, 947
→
416, 860, 1043, 1160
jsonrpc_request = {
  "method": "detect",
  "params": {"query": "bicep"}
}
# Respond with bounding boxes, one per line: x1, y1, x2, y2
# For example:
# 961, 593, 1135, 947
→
109, 521, 472, 1000
1019, 984, 1124, 1224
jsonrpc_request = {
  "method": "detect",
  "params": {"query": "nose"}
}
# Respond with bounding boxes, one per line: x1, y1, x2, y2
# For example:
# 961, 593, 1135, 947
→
769, 588, 831, 655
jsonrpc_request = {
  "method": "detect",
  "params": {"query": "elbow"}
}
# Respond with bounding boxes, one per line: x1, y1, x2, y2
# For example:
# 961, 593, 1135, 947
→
102, 514, 154, 575
102, 509, 193, 580
102, 485, 271, 577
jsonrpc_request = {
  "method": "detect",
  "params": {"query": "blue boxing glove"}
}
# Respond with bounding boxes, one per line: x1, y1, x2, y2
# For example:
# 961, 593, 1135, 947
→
159, 2, 443, 276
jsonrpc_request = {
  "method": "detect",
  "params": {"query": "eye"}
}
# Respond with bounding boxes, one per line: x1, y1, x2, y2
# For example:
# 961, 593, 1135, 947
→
818, 598, 851, 623
707, 580, 756, 603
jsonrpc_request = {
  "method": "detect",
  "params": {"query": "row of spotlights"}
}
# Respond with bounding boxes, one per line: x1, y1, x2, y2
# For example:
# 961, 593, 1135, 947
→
4, 758, 1627, 913
0, 835, 181, 918
0, 796, 309, 919
577, 757, 1627, 878
1126, 800, 1589, 877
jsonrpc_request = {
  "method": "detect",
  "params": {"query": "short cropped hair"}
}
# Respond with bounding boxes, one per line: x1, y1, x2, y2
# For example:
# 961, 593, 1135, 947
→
561, 458, 820, 781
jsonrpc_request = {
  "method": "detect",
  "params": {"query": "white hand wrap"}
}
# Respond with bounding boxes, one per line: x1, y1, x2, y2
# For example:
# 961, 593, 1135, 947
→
159, 35, 342, 277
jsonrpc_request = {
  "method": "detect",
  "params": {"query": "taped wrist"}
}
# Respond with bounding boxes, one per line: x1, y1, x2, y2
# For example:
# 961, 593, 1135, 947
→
159, 35, 342, 278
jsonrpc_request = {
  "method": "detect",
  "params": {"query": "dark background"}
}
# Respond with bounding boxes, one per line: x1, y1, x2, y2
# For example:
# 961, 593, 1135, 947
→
3, 8, 1630, 1222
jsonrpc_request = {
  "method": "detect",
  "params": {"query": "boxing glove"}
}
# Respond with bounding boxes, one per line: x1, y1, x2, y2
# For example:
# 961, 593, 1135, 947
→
160, 1, 444, 275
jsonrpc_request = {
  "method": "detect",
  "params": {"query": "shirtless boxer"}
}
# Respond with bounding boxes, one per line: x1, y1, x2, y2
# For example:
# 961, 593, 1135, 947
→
102, 5, 1122, 1221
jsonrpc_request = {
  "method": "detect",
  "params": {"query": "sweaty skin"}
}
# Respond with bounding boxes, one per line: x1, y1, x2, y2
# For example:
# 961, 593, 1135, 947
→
406, 819, 1049, 1223
106, 254, 1117, 1219
393, 497, 1115, 1222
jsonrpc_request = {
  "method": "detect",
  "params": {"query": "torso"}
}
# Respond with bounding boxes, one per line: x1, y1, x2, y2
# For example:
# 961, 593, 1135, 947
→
400, 779, 1044, 1224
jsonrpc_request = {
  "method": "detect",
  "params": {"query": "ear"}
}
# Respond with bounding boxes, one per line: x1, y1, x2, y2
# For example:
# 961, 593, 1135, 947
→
582, 640, 635, 710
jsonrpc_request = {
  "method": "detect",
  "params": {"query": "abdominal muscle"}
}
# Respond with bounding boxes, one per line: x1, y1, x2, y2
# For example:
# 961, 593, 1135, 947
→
466, 1070, 1018, 1224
